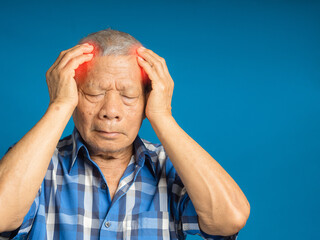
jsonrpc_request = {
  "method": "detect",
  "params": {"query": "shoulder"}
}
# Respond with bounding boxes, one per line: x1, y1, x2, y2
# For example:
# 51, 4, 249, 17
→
57, 134, 73, 150
140, 138, 163, 154
49, 133, 74, 167
56, 134, 74, 153
139, 137, 176, 173
140, 138, 168, 161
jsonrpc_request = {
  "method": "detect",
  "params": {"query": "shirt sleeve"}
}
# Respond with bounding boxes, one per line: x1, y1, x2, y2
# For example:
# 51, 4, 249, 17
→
170, 169, 239, 240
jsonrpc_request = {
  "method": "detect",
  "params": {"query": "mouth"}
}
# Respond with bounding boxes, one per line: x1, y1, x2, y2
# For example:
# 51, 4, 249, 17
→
95, 130, 122, 138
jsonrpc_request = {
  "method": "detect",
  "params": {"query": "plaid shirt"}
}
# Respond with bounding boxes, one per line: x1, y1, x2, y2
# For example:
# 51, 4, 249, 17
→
0, 128, 238, 240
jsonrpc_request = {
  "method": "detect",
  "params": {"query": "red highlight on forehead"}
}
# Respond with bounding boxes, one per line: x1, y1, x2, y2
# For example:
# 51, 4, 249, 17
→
75, 42, 98, 84
84, 41, 100, 56
128, 44, 141, 55
75, 42, 150, 87
130, 44, 150, 86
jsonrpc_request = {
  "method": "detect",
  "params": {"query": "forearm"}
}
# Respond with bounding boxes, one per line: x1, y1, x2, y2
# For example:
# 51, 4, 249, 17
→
150, 115, 250, 236
0, 102, 74, 231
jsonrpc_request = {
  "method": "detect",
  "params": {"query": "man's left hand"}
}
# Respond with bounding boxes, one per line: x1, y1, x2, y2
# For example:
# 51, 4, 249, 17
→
137, 47, 174, 122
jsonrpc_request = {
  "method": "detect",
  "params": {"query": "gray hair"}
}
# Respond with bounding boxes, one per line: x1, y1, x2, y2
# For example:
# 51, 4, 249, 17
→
76, 28, 150, 91
78, 28, 143, 56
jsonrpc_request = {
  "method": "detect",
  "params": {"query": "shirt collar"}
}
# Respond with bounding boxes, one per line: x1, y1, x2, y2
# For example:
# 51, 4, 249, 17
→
132, 134, 156, 178
69, 127, 156, 178
69, 128, 88, 173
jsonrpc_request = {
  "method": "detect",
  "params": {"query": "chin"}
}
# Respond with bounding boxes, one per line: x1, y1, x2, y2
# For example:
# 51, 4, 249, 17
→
87, 136, 133, 154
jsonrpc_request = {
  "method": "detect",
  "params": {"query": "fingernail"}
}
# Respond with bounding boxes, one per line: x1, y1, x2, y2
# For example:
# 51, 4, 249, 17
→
138, 56, 144, 61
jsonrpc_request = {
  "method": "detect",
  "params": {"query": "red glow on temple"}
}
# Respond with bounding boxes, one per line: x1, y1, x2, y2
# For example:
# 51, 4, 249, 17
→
74, 42, 97, 84
131, 44, 151, 88
140, 66, 150, 86
75, 43, 150, 89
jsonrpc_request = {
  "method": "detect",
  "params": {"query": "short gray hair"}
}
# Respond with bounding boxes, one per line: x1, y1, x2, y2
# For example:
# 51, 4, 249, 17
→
76, 28, 150, 91
78, 28, 143, 56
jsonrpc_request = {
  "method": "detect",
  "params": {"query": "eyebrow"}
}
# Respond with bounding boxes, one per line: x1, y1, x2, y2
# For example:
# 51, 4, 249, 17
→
117, 84, 140, 92
83, 81, 141, 93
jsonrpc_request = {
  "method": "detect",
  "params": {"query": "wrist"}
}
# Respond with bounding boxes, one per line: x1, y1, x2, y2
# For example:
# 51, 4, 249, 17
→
148, 113, 175, 132
147, 112, 173, 126
48, 101, 77, 115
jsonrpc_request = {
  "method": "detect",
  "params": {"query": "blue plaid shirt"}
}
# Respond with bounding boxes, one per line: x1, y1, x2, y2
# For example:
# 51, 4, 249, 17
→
0, 128, 238, 240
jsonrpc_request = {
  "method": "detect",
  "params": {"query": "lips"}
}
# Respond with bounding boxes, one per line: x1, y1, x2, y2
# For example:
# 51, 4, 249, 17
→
95, 129, 122, 138
96, 130, 119, 133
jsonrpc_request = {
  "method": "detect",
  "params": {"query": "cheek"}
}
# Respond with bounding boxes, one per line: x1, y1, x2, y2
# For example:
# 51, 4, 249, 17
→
74, 101, 97, 127
79, 109, 93, 121
125, 100, 145, 121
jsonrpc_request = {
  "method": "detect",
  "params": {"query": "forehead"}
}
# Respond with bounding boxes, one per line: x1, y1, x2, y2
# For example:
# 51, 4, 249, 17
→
83, 55, 143, 90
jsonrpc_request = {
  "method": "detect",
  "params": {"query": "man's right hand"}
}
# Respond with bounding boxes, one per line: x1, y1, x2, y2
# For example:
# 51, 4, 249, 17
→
0, 43, 94, 233
46, 43, 94, 108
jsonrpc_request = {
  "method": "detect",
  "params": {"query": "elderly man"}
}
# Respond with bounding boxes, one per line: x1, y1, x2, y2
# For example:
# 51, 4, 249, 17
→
0, 29, 249, 239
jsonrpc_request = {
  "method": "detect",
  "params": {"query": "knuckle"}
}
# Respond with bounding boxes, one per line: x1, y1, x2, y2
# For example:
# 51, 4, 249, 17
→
154, 61, 162, 67
59, 50, 66, 57
55, 64, 63, 72
158, 83, 166, 91
64, 51, 72, 59
45, 70, 50, 78
68, 58, 78, 67
58, 68, 66, 77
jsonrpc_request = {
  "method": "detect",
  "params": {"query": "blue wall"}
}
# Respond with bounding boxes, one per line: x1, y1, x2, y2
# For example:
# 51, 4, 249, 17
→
0, 1, 319, 239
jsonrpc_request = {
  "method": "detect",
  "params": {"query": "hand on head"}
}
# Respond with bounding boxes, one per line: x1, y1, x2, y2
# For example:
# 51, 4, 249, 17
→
46, 43, 94, 108
136, 47, 174, 121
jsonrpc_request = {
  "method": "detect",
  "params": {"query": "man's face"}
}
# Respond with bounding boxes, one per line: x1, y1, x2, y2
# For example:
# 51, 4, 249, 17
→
73, 55, 146, 155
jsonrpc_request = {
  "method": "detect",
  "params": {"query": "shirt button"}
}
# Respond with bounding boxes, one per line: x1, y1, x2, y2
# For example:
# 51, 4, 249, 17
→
105, 221, 111, 228
101, 183, 107, 189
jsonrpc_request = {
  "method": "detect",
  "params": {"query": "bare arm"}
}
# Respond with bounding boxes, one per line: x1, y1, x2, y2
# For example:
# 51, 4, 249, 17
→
137, 47, 250, 236
149, 115, 250, 236
0, 44, 93, 232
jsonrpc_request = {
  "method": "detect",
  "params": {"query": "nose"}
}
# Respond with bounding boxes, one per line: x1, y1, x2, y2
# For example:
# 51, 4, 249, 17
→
98, 91, 122, 121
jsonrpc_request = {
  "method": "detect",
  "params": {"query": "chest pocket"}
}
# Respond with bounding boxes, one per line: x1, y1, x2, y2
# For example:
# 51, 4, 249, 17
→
122, 211, 170, 240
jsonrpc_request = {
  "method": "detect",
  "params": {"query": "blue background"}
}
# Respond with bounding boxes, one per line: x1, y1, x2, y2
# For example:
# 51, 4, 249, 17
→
1, 0, 319, 239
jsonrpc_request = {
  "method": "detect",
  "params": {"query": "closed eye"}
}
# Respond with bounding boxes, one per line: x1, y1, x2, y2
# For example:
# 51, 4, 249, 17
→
84, 93, 105, 102
121, 94, 139, 104
122, 95, 137, 99
87, 93, 105, 97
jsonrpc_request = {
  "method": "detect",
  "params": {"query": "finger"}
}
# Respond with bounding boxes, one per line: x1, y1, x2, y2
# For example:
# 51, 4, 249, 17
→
56, 44, 94, 70
47, 43, 89, 73
137, 56, 158, 82
64, 53, 93, 73
137, 48, 159, 68
139, 52, 174, 93
137, 48, 167, 76
48, 44, 85, 73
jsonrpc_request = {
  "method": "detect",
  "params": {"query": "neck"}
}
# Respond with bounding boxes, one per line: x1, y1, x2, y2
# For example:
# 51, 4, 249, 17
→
89, 144, 133, 173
